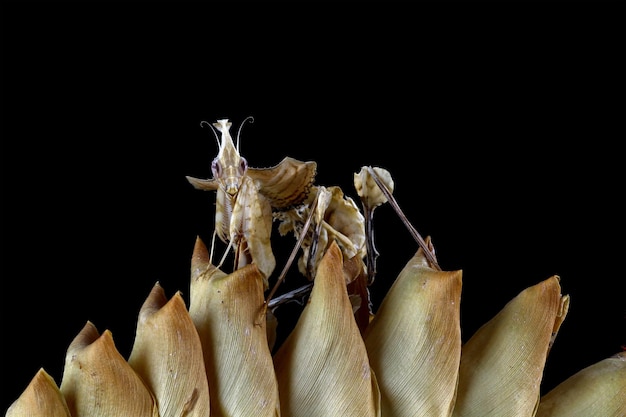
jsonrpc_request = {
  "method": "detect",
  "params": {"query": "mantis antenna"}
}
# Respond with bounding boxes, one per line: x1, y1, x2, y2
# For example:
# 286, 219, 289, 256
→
236, 116, 255, 151
200, 120, 220, 148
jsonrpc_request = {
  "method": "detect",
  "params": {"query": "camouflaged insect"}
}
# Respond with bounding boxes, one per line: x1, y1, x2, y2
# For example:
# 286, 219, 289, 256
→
186, 118, 316, 288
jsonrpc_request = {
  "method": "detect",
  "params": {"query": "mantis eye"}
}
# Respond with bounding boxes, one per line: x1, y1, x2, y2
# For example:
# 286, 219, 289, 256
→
211, 158, 222, 178
239, 157, 248, 175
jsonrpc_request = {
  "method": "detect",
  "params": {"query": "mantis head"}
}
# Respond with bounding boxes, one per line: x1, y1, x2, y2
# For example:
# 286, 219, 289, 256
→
207, 118, 253, 196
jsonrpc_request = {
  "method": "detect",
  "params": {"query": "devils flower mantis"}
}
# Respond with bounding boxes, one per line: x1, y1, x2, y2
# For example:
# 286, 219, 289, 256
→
186, 118, 317, 289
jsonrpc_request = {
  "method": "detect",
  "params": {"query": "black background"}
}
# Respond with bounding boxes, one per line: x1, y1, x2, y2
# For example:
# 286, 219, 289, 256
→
3, 2, 625, 413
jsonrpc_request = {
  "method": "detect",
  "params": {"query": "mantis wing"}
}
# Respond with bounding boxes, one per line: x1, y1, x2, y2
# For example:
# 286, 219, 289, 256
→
248, 157, 317, 209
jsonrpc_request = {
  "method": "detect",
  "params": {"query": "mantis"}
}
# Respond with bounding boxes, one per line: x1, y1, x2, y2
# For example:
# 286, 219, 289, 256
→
186, 118, 317, 289
187, 117, 439, 313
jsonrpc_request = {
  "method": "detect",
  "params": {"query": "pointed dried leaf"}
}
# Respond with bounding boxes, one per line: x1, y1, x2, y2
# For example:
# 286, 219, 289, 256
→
128, 282, 211, 417
364, 246, 462, 417
273, 241, 381, 417
452, 276, 568, 417
6, 368, 71, 417
59, 321, 159, 417
189, 237, 280, 417
535, 351, 626, 417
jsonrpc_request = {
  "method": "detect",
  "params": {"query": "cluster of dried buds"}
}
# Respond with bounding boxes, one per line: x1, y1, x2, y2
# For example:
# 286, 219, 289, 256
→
7, 119, 625, 416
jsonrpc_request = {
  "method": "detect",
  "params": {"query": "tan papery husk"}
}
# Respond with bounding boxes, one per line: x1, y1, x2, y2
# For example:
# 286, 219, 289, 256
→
273, 240, 381, 417
452, 275, 569, 417
59, 321, 159, 417
128, 282, 211, 417
6, 368, 71, 417
535, 351, 626, 417
364, 244, 462, 417
188, 236, 280, 417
